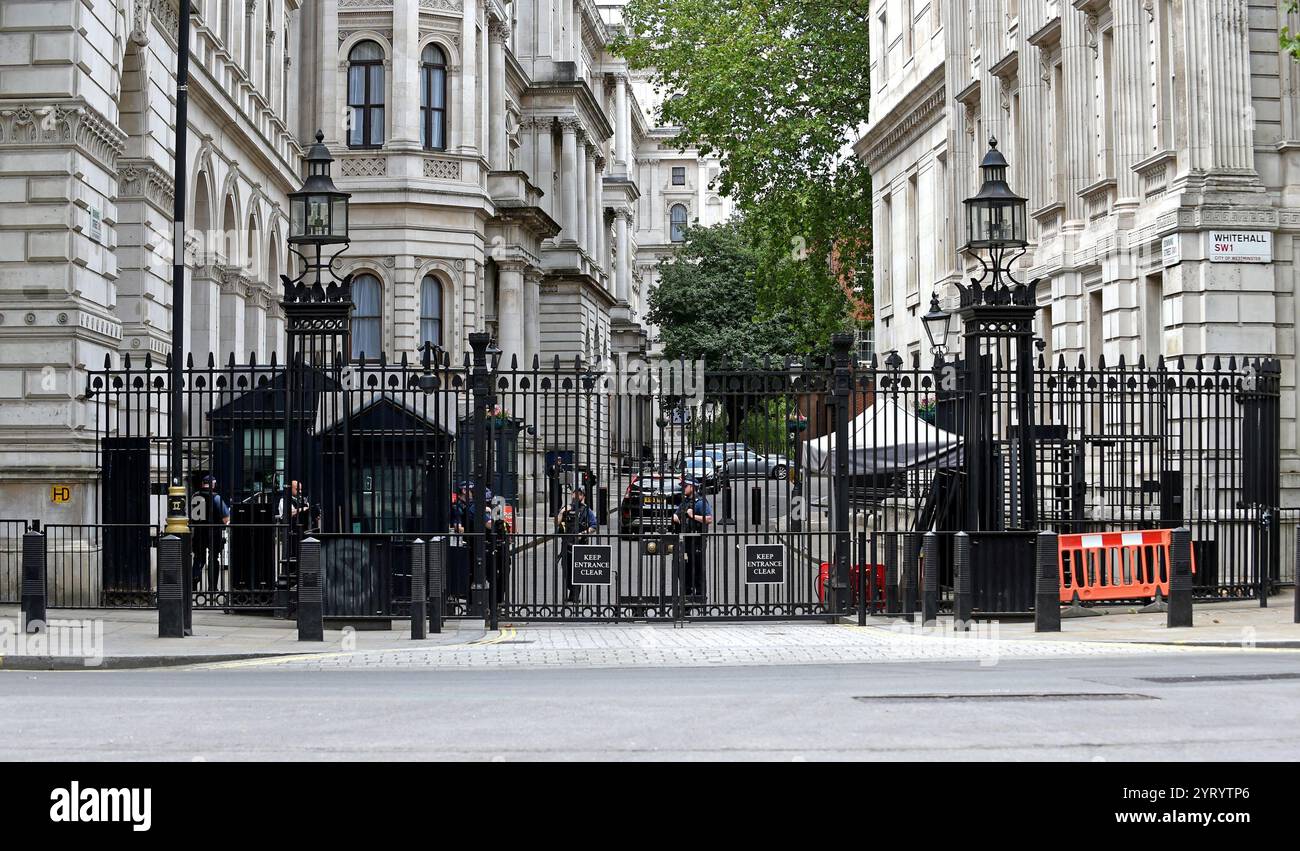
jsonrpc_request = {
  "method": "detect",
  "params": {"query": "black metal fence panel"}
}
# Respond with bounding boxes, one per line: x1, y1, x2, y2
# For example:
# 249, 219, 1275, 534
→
56, 339, 1282, 620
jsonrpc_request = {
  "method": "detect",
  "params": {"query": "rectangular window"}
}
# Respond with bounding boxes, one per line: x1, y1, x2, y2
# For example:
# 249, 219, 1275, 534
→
878, 194, 893, 309
671, 166, 685, 186
1089, 288, 1104, 365
1145, 273, 1164, 365
906, 173, 919, 297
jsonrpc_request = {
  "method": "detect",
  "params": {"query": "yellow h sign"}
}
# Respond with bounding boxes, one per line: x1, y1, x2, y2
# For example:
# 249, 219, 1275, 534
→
51, 485, 71, 504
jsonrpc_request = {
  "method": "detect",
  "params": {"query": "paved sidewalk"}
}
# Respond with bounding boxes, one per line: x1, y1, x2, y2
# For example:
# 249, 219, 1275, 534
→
0, 591, 1294, 670
0, 605, 485, 669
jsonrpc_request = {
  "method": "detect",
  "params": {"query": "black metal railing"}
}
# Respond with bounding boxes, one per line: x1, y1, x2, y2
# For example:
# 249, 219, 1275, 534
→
53, 339, 1281, 619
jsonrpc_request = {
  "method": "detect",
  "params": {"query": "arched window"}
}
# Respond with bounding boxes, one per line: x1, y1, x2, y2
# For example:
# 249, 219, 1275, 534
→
351, 273, 382, 359
420, 44, 448, 151
347, 41, 385, 148
420, 274, 443, 348
669, 204, 688, 243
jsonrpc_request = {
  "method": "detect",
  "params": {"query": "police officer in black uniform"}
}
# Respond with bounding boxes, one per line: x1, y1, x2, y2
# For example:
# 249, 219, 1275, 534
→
673, 477, 713, 600
556, 485, 598, 605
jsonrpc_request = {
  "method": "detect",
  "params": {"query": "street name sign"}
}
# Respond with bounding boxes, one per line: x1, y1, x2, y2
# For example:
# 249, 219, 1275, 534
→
1207, 231, 1272, 263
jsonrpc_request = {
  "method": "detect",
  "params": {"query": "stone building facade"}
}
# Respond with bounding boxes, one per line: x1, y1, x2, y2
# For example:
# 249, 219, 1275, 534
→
0, 0, 728, 520
856, 0, 1300, 488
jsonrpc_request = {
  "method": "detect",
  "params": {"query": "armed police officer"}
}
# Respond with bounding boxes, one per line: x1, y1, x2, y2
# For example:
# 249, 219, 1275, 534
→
556, 485, 598, 605
672, 477, 712, 600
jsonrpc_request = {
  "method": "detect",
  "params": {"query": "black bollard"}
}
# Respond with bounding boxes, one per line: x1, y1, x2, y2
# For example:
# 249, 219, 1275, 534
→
21, 521, 46, 634
921, 531, 939, 626
901, 533, 920, 623
410, 539, 428, 640
297, 536, 324, 641
953, 531, 972, 631
883, 534, 900, 615
750, 485, 762, 526
1167, 526, 1193, 628
1035, 530, 1061, 633
718, 483, 735, 526
428, 535, 444, 634
157, 534, 185, 638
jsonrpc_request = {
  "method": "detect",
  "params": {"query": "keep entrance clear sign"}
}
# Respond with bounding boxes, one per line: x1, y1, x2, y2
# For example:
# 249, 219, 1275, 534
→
571, 544, 613, 586
744, 544, 785, 585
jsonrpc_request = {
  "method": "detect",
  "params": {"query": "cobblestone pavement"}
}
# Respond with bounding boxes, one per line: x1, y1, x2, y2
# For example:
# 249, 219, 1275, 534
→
200, 620, 1241, 671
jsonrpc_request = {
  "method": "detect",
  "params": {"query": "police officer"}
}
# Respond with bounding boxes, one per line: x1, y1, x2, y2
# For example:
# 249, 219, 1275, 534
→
192, 474, 230, 592
484, 487, 512, 606
672, 477, 712, 600
448, 482, 473, 602
556, 485, 598, 605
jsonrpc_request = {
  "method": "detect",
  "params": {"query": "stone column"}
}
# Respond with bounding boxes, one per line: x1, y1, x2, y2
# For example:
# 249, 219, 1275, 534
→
218, 272, 248, 361
392, 0, 419, 146
496, 260, 526, 366
615, 74, 630, 174
592, 152, 605, 266
523, 268, 542, 363
318, 0, 338, 143
1062, 10, 1093, 227
560, 119, 578, 242
489, 19, 510, 170
536, 118, 555, 219
459, 0, 478, 151
1112, 0, 1147, 210
575, 132, 589, 251
615, 209, 631, 304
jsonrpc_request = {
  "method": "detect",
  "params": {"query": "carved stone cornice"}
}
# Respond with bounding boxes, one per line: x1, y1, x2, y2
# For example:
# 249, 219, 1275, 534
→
117, 157, 177, 213
855, 65, 946, 170
152, 0, 180, 49
419, 0, 464, 10
0, 100, 127, 171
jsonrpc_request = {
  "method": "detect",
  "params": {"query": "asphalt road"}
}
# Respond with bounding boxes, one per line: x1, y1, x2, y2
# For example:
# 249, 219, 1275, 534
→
2, 650, 1297, 760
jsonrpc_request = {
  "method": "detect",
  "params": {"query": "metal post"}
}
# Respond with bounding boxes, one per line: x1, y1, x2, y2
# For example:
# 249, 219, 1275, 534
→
1167, 526, 1193, 628
750, 485, 762, 526
1294, 527, 1299, 625
469, 332, 490, 621
163, 0, 191, 633
428, 535, 444, 634
883, 534, 900, 615
411, 539, 428, 640
158, 534, 185, 638
921, 530, 939, 625
901, 532, 919, 623
1259, 509, 1271, 609
718, 484, 735, 526
1035, 530, 1060, 632
830, 332, 854, 612
21, 522, 46, 634
954, 531, 972, 631
297, 536, 324, 641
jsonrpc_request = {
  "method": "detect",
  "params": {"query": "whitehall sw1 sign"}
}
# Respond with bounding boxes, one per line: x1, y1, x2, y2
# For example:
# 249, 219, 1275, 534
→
1207, 231, 1272, 263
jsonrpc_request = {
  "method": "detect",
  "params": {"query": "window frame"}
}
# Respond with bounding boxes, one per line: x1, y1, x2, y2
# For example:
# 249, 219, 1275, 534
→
351, 272, 383, 360
347, 41, 386, 150
419, 273, 444, 350
420, 44, 449, 151
669, 203, 688, 243
671, 165, 686, 186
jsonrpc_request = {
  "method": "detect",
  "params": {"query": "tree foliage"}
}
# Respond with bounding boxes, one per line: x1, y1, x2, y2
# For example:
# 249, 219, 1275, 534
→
614, 0, 873, 354
1284, 2, 1300, 60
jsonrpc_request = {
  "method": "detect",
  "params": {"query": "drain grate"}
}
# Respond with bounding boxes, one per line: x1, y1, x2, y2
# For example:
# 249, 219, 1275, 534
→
1139, 672, 1300, 684
853, 692, 1157, 703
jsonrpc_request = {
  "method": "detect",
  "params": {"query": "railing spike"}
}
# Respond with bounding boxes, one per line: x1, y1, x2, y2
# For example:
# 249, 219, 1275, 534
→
531, 352, 540, 371
186, 352, 195, 368
1137, 353, 1146, 370
1116, 353, 1126, 370
1057, 353, 1066, 370
510, 352, 519, 370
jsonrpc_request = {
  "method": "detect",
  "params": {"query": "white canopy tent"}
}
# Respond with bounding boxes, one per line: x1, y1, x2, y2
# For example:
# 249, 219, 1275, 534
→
802, 399, 961, 475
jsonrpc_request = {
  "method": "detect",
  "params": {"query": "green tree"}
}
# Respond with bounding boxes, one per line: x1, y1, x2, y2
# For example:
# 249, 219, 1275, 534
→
1285, 2, 1300, 60
614, 0, 873, 354
645, 219, 781, 364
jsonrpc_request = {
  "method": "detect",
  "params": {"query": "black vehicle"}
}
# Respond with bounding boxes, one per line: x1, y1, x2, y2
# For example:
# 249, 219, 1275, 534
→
618, 473, 685, 539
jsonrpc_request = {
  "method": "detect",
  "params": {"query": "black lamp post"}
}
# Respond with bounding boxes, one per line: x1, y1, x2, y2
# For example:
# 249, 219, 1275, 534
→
279, 130, 354, 603
955, 137, 1040, 531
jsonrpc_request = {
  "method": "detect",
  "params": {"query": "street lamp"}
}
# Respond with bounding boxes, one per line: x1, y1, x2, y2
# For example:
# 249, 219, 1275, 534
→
921, 290, 953, 357
962, 136, 1029, 301
287, 131, 351, 295
955, 136, 1040, 532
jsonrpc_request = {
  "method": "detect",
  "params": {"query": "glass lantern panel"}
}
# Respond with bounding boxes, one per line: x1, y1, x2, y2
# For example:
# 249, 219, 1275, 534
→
290, 197, 305, 239
331, 196, 349, 239
308, 196, 330, 237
